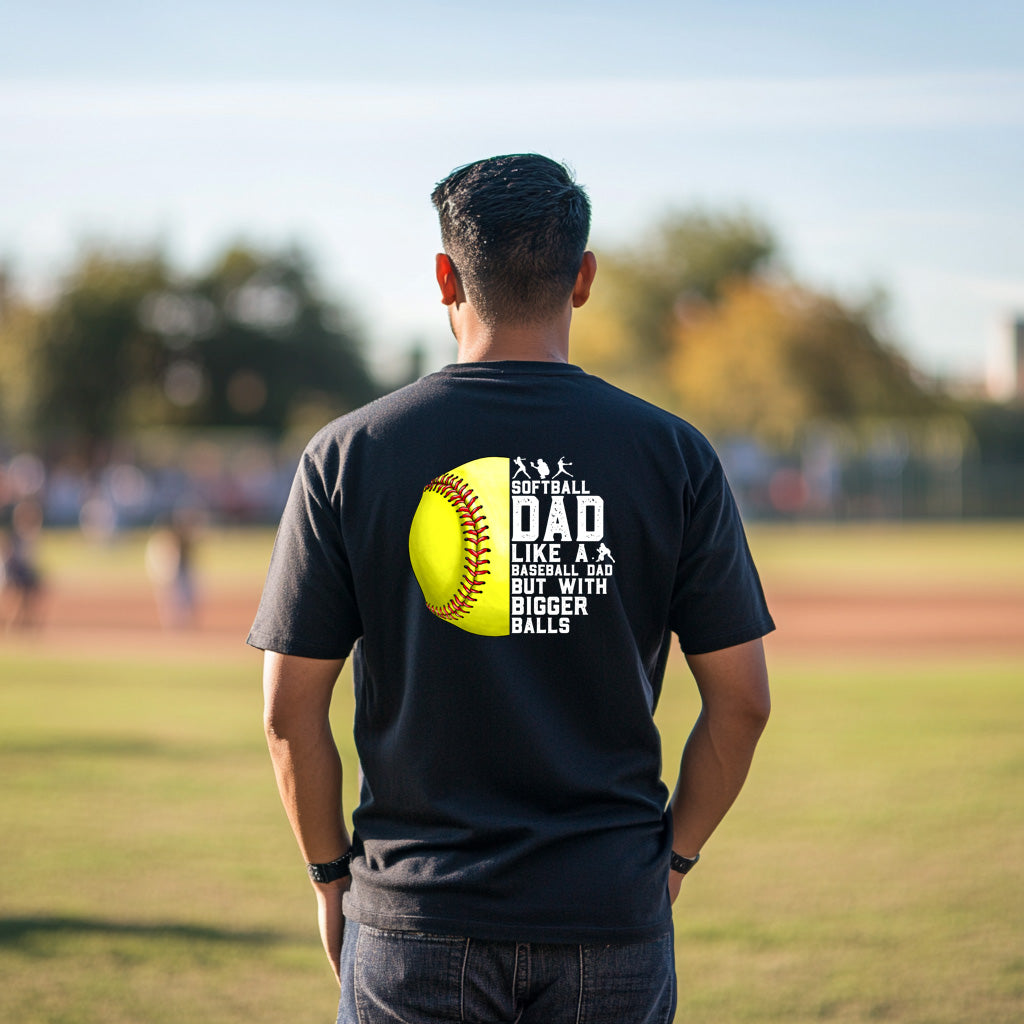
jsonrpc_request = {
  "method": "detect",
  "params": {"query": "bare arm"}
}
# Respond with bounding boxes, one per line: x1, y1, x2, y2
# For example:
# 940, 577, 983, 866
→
262, 650, 351, 983
668, 638, 771, 903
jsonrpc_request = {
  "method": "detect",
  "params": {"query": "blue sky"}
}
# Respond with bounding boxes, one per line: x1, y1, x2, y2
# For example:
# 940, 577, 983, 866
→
1, 2, 1022, 388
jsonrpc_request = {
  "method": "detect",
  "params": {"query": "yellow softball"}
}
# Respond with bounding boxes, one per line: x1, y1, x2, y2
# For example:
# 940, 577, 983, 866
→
408, 457, 510, 636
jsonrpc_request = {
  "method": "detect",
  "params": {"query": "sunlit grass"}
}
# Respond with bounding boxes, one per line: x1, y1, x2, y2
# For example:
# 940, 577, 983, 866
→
656, 653, 1023, 1022
2, 646, 1020, 1023
748, 520, 1024, 589
0, 651, 345, 1023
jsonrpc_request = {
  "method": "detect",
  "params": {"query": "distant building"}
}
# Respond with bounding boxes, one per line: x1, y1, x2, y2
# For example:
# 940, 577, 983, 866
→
1015, 316, 1024, 399
987, 314, 1024, 401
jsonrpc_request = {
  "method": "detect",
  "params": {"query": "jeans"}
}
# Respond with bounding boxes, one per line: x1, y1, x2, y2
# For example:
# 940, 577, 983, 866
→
337, 920, 676, 1024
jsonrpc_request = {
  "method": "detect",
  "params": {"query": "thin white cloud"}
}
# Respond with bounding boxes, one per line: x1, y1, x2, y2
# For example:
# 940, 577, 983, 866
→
1, 71, 1022, 130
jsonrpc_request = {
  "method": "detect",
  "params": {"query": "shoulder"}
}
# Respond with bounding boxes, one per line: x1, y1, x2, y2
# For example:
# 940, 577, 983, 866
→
303, 375, 444, 458
293, 374, 467, 503
578, 372, 721, 462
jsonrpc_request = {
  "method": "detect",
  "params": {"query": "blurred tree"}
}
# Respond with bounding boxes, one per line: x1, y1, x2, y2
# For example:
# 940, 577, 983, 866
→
139, 245, 378, 435
572, 208, 778, 404
572, 207, 949, 446
669, 280, 948, 446
27, 249, 168, 458
9, 243, 378, 457
0, 265, 41, 442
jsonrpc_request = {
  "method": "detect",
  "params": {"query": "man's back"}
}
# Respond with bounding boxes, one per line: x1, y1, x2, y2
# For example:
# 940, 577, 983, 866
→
254, 154, 772, 1023
250, 359, 772, 943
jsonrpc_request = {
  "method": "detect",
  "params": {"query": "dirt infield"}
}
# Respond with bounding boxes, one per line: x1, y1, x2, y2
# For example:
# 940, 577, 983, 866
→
762, 585, 1024, 657
5, 576, 1023, 660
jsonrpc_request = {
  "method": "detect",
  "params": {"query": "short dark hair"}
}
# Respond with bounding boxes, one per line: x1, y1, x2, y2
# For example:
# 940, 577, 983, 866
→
431, 154, 591, 326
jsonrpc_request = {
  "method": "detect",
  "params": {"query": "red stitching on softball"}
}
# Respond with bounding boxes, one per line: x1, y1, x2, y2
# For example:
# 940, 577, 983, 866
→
422, 472, 491, 622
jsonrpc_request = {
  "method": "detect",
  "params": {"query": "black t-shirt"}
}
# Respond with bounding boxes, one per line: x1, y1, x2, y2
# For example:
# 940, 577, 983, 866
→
248, 361, 774, 943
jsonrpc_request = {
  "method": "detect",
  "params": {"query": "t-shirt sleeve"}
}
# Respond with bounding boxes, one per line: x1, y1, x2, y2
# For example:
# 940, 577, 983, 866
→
669, 457, 775, 655
246, 448, 363, 659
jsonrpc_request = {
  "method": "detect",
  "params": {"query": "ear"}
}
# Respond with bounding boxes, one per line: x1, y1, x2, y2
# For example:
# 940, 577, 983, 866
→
436, 253, 460, 306
571, 251, 597, 309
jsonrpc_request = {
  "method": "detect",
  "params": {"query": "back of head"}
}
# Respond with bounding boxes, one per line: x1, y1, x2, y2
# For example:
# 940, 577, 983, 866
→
431, 154, 591, 326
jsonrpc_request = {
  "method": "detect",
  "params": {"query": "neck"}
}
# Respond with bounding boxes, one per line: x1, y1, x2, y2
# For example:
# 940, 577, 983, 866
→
454, 309, 573, 364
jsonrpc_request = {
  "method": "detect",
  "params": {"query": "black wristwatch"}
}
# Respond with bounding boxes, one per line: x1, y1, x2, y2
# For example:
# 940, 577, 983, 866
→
307, 850, 352, 884
670, 851, 701, 875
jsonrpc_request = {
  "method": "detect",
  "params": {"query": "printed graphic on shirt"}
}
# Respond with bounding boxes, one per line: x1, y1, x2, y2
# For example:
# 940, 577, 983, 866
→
409, 456, 615, 637
510, 454, 614, 636
408, 457, 511, 636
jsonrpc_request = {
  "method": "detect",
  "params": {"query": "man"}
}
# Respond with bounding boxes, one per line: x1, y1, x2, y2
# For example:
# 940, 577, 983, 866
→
249, 153, 773, 1023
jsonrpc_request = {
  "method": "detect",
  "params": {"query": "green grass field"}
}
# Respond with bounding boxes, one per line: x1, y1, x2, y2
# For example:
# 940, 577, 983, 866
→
748, 520, 1024, 590
1, 524, 1022, 1023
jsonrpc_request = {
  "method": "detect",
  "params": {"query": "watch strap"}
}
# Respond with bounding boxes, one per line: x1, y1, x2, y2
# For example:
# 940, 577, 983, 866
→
307, 850, 352, 884
670, 851, 701, 874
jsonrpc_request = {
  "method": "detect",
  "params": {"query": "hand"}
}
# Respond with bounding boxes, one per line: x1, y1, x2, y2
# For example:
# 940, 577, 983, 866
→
668, 870, 684, 906
313, 876, 351, 985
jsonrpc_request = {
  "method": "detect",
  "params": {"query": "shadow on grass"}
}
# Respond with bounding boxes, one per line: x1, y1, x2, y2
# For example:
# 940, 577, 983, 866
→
0, 915, 288, 950
0, 735, 241, 762
2, 737, 168, 758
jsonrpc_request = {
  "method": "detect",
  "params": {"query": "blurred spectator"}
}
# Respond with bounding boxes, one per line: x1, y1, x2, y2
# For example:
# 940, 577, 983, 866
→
145, 508, 202, 629
1, 498, 45, 630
